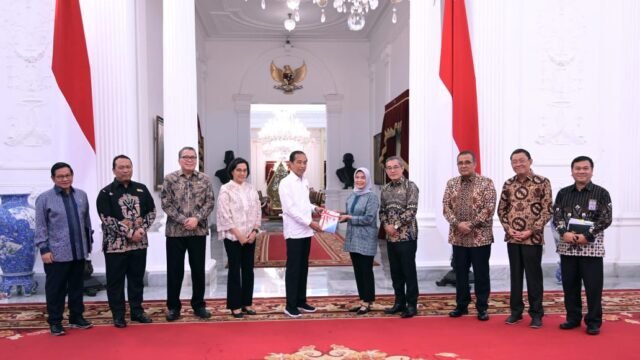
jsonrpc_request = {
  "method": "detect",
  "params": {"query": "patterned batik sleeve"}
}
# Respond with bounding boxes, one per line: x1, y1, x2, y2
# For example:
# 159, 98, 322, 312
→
497, 182, 511, 232
532, 179, 553, 233
398, 182, 419, 226
472, 178, 496, 227
552, 189, 568, 236
590, 189, 613, 240
160, 177, 187, 225
442, 180, 458, 226
97, 189, 133, 239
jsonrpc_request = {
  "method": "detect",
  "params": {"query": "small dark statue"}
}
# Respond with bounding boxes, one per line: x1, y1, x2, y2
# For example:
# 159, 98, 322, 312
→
336, 153, 356, 189
215, 150, 235, 185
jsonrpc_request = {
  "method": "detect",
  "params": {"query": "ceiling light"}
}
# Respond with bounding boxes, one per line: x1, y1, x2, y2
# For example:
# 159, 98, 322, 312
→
284, 13, 296, 32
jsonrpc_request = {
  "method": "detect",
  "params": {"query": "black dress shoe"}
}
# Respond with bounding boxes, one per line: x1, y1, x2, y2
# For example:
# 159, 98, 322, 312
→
559, 321, 580, 330
356, 305, 371, 315
348, 306, 361, 312
384, 304, 406, 315
193, 307, 212, 319
505, 313, 523, 325
131, 313, 153, 323
166, 309, 181, 322
242, 307, 257, 315
231, 310, 244, 319
113, 317, 127, 328
477, 311, 490, 321
529, 317, 542, 329
50, 323, 65, 336
69, 316, 93, 329
448, 308, 468, 318
586, 325, 600, 335
400, 306, 417, 318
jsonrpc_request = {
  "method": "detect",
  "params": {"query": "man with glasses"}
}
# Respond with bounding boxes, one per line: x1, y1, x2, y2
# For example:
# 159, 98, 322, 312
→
379, 156, 420, 318
161, 146, 215, 321
97, 155, 156, 328
498, 149, 552, 328
35, 162, 94, 335
443, 151, 496, 321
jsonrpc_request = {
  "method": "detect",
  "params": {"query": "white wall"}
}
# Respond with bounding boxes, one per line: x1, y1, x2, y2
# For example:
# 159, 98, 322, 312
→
203, 39, 371, 208
410, 0, 640, 270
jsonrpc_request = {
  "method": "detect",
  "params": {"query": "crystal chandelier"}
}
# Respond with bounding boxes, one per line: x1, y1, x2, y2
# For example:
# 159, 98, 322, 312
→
249, 0, 404, 32
258, 110, 312, 159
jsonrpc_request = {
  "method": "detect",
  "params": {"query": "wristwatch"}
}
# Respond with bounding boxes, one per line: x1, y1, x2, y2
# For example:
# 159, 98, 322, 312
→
252, 228, 260, 235
394, 224, 400, 230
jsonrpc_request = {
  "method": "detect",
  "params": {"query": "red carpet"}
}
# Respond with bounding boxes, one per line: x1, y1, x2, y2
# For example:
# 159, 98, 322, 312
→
254, 232, 352, 267
3, 313, 640, 359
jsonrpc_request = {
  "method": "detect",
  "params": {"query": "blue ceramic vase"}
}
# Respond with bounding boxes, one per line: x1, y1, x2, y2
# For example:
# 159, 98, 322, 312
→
0, 194, 37, 297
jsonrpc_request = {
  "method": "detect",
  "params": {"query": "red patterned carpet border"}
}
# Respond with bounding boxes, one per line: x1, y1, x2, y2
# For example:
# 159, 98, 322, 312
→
254, 231, 353, 267
2, 290, 640, 339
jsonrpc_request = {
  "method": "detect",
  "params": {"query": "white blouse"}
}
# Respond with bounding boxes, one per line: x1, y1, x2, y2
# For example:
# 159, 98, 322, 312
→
216, 180, 261, 241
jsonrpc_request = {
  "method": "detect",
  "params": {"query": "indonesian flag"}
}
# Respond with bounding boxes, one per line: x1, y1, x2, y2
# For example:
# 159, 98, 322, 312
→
50, 0, 98, 226
439, 0, 481, 173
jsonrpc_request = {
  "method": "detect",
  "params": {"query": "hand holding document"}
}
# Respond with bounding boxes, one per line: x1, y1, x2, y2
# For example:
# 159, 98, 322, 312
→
567, 218, 594, 241
319, 209, 341, 233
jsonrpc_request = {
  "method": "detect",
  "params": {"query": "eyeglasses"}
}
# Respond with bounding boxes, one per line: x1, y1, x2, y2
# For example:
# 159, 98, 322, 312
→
234, 168, 248, 173
457, 160, 473, 166
385, 165, 402, 171
180, 156, 197, 160
511, 159, 529, 165
54, 174, 73, 180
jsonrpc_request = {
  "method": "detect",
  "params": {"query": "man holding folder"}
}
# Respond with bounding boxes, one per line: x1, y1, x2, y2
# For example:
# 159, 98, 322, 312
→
553, 156, 612, 335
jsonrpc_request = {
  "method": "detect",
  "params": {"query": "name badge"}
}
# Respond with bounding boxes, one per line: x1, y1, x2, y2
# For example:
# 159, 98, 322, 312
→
588, 199, 597, 211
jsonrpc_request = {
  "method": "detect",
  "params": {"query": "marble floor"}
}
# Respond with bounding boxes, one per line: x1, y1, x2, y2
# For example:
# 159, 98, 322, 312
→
2, 221, 639, 305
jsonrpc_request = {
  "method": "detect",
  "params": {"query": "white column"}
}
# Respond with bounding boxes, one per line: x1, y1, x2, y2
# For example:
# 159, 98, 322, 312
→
163, 0, 198, 173
324, 94, 345, 210
81, 0, 139, 187
161, 0, 215, 283
233, 93, 253, 160
81, 1, 141, 273
409, 0, 453, 267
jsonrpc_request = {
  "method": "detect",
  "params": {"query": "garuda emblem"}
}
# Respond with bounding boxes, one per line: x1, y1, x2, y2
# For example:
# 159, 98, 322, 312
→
270, 61, 307, 94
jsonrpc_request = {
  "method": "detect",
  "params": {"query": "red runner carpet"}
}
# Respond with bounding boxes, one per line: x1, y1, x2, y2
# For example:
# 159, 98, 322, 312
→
3, 313, 640, 359
254, 232, 352, 267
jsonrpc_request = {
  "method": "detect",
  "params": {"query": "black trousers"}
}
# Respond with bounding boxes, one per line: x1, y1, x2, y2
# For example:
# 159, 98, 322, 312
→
560, 255, 603, 328
453, 244, 491, 312
104, 249, 147, 318
507, 243, 544, 318
223, 239, 255, 310
44, 260, 85, 325
350, 252, 375, 303
386, 240, 419, 307
166, 236, 206, 311
285, 237, 311, 310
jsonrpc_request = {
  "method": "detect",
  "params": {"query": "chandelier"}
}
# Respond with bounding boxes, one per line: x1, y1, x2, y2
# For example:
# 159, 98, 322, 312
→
249, 0, 404, 32
258, 110, 312, 159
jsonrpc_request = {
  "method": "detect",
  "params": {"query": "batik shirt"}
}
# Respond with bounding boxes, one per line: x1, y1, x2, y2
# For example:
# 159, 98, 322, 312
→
443, 174, 497, 247
498, 173, 553, 245
97, 179, 156, 253
553, 182, 612, 257
379, 177, 419, 242
161, 170, 215, 237
216, 180, 261, 242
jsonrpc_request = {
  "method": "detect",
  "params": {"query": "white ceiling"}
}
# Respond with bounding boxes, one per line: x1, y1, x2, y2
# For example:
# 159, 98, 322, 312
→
195, 0, 404, 41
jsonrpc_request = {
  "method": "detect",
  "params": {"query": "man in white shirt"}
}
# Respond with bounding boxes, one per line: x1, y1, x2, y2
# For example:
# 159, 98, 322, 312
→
279, 150, 323, 318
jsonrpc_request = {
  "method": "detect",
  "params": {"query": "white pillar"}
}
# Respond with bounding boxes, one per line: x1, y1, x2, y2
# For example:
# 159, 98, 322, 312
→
161, 0, 215, 282
81, 0, 140, 187
324, 94, 345, 210
81, 0, 141, 273
409, 0, 452, 266
163, 0, 198, 172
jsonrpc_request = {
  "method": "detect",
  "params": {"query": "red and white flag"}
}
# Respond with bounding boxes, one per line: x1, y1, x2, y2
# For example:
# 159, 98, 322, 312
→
50, 0, 97, 209
439, 0, 481, 173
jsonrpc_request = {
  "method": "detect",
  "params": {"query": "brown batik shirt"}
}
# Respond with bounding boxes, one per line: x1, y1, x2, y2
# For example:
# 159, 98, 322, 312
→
161, 170, 215, 238
443, 174, 497, 247
498, 173, 553, 245
379, 177, 419, 242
